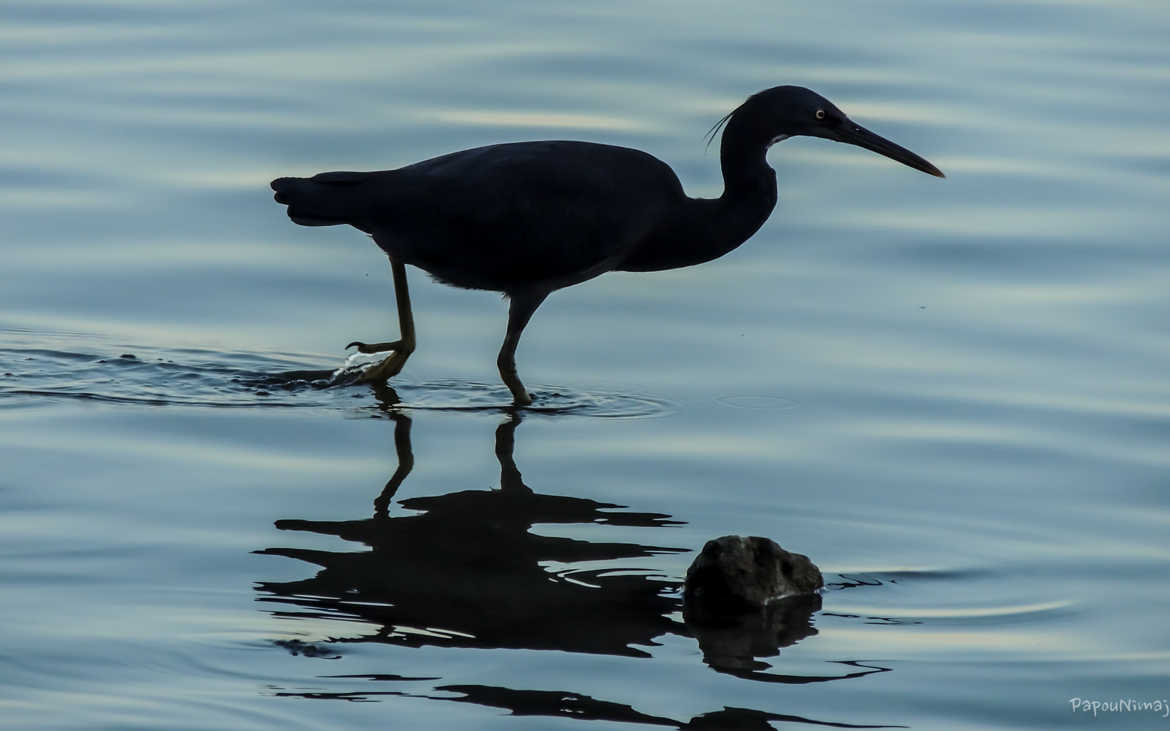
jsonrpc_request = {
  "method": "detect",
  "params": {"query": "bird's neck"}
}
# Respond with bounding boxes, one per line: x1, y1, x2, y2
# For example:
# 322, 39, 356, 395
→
715, 141, 778, 242
617, 173, 776, 273
716, 106, 783, 218
617, 112, 779, 273
678, 109, 782, 266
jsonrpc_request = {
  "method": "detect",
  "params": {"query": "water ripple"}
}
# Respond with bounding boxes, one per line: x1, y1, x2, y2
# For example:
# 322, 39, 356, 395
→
371, 379, 673, 418
0, 335, 671, 419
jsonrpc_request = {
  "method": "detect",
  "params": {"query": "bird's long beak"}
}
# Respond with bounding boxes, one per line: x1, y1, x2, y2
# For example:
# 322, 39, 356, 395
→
837, 119, 944, 178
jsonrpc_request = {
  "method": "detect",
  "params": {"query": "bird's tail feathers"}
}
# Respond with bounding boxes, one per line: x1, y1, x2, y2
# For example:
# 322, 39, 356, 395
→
270, 172, 371, 227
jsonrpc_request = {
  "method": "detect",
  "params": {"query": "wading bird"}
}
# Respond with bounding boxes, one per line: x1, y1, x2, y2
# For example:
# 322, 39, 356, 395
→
271, 85, 942, 405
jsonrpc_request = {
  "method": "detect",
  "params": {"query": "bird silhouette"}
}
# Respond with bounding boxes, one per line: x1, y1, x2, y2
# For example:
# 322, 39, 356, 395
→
271, 85, 942, 404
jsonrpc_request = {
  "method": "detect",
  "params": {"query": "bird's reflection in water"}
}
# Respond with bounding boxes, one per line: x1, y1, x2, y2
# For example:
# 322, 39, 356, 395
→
256, 393, 893, 728
259, 413, 684, 657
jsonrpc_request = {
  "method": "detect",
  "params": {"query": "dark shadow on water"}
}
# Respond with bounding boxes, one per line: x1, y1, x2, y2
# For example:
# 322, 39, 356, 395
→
269, 682, 900, 729
423, 684, 902, 729
255, 403, 898, 728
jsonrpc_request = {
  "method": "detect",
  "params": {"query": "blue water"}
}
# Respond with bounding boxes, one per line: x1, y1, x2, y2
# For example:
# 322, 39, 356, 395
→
3, 1, 1169, 729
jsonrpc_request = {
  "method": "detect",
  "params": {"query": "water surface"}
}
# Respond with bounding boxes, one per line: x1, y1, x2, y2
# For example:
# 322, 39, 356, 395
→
2, 1, 1169, 728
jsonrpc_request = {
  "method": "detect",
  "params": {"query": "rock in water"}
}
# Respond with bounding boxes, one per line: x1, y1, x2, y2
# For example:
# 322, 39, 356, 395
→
684, 536, 822, 615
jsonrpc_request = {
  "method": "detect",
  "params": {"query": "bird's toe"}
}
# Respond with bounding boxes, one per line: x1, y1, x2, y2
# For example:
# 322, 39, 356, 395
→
347, 340, 404, 355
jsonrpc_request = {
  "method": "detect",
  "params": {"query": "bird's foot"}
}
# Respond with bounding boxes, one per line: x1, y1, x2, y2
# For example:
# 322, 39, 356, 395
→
346, 339, 404, 354
498, 364, 533, 406
346, 337, 415, 385
353, 350, 411, 384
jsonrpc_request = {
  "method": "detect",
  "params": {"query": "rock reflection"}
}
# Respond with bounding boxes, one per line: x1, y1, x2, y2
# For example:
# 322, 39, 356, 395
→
256, 404, 892, 725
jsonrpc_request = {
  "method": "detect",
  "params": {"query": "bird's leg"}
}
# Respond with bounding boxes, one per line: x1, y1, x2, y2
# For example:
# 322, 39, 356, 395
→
352, 256, 416, 384
497, 290, 547, 406
494, 413, 532, 494
373, 411, 414, 517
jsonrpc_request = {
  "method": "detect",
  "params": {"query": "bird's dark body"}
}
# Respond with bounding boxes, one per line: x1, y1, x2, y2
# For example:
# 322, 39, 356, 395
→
273, 140, 756, 295
270, 85, 941, 404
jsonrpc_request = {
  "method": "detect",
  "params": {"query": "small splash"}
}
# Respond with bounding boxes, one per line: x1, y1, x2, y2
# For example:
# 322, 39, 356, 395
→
329, 350, 387, 386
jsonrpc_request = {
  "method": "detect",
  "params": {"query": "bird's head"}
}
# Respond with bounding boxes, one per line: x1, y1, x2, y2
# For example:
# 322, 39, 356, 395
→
712, 85, 944, 178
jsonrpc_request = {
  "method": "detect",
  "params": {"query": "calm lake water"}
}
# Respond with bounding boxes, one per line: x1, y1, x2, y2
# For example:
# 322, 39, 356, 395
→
3, 1, 1169, 729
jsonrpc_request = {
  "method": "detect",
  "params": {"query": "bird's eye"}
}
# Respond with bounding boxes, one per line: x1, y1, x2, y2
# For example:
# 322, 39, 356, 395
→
815, 109, 826, 120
